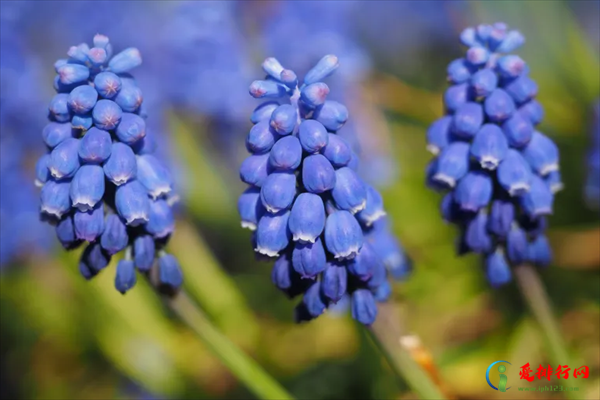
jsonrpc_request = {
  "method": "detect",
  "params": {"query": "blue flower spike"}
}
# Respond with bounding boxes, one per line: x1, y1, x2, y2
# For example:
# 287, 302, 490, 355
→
426, 23, 561, 288
36, 35, 181, 294
238, 56, 412, 325
585, 100, 600, 208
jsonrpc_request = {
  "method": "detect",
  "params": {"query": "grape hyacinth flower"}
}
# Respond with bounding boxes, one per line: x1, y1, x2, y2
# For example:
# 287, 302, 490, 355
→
238, 55, 411, 325
426, 23, 562, 287
585, 99, 600, 208
36, 35, 182, 294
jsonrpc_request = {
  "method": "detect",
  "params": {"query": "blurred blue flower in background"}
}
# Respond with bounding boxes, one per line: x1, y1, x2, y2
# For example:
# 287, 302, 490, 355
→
160, 0, 254, 123
426, 23, 561, 287
0, 1, 51, 268
157, 0, 258, 167
586, 100, 600, 208
119, 381, 163, 400
351, 0, 464, 72
569, 0, 600, 49
238, 55, 411, 325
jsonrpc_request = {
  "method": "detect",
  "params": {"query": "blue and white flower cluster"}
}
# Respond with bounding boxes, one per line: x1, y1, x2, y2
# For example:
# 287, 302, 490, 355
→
36, 35, 182, 294
586, 100, 600, 208
238, 56, 411, 325
426, 23, 561, 287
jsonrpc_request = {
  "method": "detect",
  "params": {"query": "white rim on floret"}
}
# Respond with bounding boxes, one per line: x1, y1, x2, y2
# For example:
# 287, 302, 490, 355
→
292, 232, 318, 244
532, 207, 552, 217
49, 167, 65, 179
508, 183, 530, 196
255, 246, 280, 258
432, 173, 456, 189
540, 163, 559, 176
550, 182, 564, 194
349, 199, 367, 215
126, 214, 149, 227
461, 203, 480, 212
426, 144, 440, 156
480, 156, 500, 170
241, 221, 257, 231
333, 244, 361, 260
34, 179, 44, 188
264, 204, 282, 214
41, 205, 65, 219
384, 253, 404, 270
110, 175, 130, 186
153, 228, 173, 239
166, 194, 180, 207
148, 186, 172, 200
361, 210, 387, 227
72, 197, 96, 212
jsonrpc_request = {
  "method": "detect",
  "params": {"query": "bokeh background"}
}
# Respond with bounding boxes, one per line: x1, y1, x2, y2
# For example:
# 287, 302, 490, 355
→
1, 1, 599, 399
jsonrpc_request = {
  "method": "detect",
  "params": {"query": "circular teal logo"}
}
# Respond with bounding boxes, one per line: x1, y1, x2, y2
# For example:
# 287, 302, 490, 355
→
486, 360, 512, 391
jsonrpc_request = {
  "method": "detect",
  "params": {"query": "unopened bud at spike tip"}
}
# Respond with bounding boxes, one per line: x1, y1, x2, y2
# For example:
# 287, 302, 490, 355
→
108, 48, 142, 74
304, 55, 339, 85
262, 57, 284, 80
249, 80, 287, 99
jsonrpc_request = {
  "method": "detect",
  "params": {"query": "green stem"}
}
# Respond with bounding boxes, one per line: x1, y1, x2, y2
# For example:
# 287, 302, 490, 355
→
367, 302, 447, 400
514, 264, 580, 400
167, 291, 294, 400
514, 264, 569, 364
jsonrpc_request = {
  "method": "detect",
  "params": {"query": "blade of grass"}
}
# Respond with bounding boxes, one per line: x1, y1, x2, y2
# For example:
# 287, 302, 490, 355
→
367, 302, 448, 400
169, 220, 260, 349
514, 264, 582, 400
167, 291, 294, 400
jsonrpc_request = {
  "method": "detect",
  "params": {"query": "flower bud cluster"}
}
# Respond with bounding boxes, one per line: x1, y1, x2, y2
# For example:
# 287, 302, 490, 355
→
586, 100, 600, 208
36, 35, 182, 294
238, 56, 411, 325
426, 23, 561, 287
